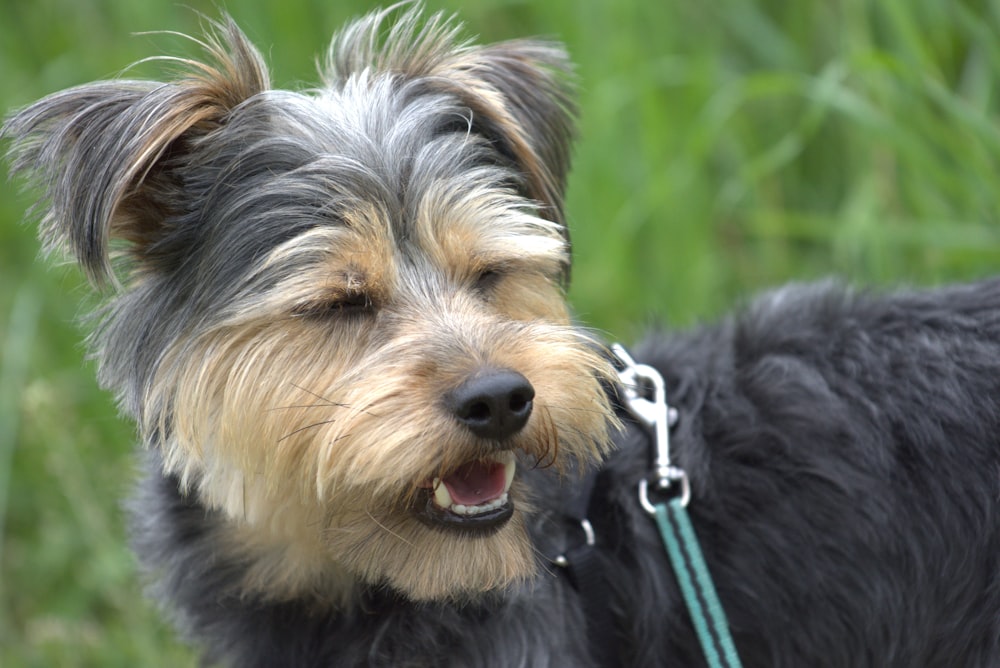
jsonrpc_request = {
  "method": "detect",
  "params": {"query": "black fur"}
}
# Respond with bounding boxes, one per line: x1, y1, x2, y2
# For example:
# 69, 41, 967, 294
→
133, 279, 1000, 666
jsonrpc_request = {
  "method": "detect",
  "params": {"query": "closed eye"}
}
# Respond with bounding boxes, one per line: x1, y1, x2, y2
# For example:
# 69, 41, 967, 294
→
474, 268, 503, 294
293, 292, 374, 319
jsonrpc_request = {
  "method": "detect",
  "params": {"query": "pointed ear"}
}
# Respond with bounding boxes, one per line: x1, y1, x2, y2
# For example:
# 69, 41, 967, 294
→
442, 40, 577, 233
324, 6, 578, 279
3, 17, 268, 287
323, 8, 576, 221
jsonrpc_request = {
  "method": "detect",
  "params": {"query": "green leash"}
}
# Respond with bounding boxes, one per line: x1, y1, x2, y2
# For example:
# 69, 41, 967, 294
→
614, 345, 744, 668
654, 498, 743, 668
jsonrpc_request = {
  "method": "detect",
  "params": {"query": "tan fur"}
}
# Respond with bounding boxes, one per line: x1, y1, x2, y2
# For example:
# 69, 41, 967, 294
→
140, 185, 617, 601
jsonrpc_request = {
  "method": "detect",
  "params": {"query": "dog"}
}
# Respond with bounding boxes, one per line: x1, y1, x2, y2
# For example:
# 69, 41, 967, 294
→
5, 6, 1000, 667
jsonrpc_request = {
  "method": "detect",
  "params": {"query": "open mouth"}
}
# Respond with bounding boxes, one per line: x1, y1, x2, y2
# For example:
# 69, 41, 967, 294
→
415, 451, 517, 533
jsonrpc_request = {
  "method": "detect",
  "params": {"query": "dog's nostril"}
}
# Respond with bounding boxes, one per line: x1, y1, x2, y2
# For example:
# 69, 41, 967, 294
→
466, 401, 492, 423
447, 370, 535, 441
508, 391, 530, 414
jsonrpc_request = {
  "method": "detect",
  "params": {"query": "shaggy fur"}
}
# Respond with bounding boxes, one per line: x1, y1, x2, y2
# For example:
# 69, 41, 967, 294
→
5, 6, 1000, 667
120, 279, 1000, 667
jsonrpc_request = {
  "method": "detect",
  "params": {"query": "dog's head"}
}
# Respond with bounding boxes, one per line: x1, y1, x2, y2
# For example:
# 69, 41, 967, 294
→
5, 6, 617, 601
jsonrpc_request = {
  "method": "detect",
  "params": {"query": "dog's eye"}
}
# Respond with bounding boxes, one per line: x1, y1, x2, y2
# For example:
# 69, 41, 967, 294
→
294, 293, 373, 319
474, 269, 502, 294
330, 293, 372, 313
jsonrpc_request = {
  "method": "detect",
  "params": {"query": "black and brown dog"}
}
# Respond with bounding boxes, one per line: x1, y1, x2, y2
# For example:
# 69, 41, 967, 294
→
5, 6, 999, 666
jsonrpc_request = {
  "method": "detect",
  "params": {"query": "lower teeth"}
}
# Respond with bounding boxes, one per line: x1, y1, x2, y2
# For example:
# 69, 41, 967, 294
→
449, 493, 509, 516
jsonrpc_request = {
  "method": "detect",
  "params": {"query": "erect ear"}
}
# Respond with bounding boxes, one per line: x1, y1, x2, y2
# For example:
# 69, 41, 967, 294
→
324, 8, 577, 235
3, 17, 268, 287
440, 39, 577, 235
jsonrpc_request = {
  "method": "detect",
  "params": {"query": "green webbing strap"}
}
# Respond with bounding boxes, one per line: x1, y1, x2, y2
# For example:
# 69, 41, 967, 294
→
654, 499, 743, 668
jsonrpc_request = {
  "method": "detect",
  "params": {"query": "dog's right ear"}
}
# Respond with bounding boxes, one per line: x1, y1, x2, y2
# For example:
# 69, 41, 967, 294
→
2, 17, 268, 287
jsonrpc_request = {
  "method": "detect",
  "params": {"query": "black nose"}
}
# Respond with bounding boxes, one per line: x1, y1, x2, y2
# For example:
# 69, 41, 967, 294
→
446, 370, 535, 440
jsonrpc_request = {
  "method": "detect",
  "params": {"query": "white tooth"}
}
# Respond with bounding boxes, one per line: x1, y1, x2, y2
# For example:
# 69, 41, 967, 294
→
449, 493, 510, 516
502, 453, 516, 492
433, 478, 453, 509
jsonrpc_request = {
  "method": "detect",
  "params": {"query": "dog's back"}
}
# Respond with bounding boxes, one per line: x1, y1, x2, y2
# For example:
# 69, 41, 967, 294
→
605, 278, 1000, 666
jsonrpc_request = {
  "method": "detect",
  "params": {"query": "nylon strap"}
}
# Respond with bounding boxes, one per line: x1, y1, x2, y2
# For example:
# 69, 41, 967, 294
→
654, 498, 743, 668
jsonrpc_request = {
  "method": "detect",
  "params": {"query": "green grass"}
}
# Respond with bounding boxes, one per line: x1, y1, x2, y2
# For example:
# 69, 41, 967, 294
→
2, 0, 999, 664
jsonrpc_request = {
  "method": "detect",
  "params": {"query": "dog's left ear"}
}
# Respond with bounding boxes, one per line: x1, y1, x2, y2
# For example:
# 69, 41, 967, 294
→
439, 40, 577, 232
2, 17, 268, 287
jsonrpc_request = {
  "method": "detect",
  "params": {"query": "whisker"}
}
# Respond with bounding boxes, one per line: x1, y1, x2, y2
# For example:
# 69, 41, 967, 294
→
290, 383, 341, 405
365, 509, 414, 547
283, 383, 382, 417
527, 404, 560, 469
266, 402, 352, 413
531, 543, 560, 577
278, 419, 339, 442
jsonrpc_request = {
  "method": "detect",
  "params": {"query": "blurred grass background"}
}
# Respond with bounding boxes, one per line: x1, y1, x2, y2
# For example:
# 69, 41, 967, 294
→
2, 0, 1000, 665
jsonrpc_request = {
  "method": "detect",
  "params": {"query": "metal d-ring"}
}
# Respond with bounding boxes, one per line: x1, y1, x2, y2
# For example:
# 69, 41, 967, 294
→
552, 517, 597, 568
638, 472, 691, 514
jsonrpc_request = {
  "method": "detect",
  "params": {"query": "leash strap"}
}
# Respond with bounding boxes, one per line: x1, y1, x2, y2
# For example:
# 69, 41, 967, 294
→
655, 499, 742, 668
612, 345, 743, 668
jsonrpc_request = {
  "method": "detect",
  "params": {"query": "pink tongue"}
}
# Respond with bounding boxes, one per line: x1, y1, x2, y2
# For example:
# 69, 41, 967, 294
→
442, 460, 507, 506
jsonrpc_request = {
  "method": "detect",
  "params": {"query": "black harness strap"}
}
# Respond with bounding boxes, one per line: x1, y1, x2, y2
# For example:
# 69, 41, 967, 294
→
552, 464, 621, 668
